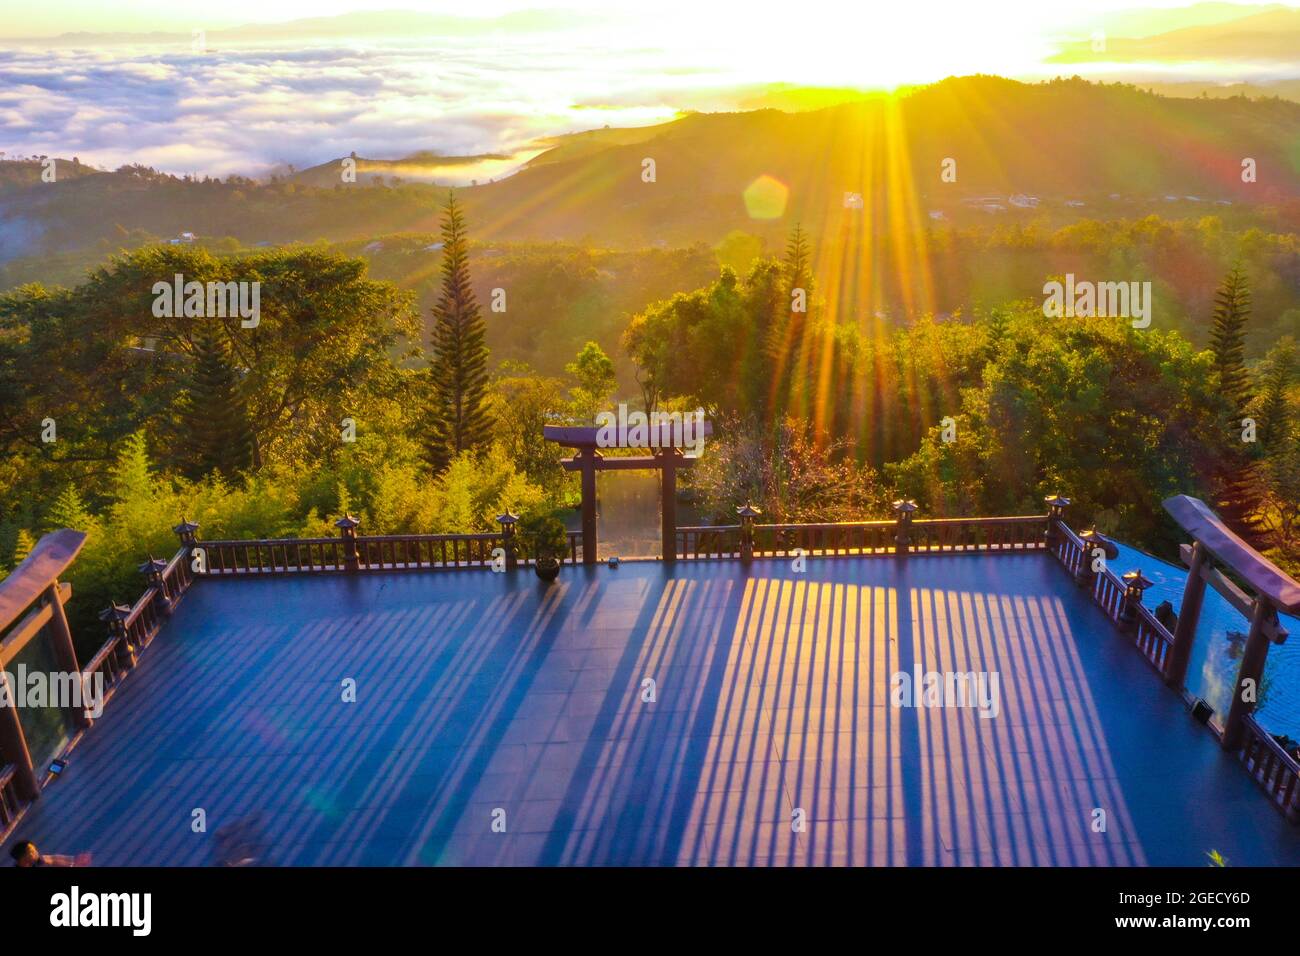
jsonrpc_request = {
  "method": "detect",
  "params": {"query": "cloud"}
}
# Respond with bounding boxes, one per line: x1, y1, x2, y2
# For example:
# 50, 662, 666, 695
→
0, 40, 677, 179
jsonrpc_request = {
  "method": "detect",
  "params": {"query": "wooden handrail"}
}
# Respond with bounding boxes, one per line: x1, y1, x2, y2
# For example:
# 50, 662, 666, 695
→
0, 529, 86, 635
1164, 495, 1300, 614
1239, 714, 1300, 821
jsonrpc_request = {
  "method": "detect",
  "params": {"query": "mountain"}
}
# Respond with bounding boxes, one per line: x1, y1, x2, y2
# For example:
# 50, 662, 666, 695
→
1051, 8, 1300, 61
2, 76, 1298, 259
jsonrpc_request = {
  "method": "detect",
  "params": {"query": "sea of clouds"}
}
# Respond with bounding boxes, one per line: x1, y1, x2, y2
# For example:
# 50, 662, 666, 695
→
0, 38, 685, 180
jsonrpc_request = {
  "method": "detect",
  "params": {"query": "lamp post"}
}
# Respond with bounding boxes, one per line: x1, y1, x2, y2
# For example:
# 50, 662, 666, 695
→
737, 503, 761, 563
892, 499, 918, 556
335, 515, 362, 573
496, 511, 519, 571
1119, 569, 1153, 629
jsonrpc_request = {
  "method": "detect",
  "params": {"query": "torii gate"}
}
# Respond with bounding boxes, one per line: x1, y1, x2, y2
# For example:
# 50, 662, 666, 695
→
543, 421, 712, 564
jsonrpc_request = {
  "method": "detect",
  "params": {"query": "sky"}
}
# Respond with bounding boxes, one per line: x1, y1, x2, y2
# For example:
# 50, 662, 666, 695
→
0, 2, 1296, 179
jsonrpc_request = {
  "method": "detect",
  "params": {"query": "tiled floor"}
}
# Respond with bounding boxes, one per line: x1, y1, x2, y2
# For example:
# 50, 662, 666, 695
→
6, 553, 1299, 866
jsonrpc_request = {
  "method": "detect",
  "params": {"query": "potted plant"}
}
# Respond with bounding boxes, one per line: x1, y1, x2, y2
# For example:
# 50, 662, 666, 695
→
519, 511, 569, 582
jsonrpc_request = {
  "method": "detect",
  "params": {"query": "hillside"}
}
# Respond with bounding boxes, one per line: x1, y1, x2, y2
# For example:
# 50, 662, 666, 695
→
2, 76, 1298, 259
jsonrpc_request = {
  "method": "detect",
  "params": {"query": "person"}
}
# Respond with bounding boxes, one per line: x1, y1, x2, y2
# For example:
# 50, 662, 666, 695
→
9, 840, 90, 867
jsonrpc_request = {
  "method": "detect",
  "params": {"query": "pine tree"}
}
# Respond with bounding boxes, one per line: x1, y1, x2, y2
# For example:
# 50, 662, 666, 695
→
111, 430, 153, 503
46, 485, 96, 533
427, 192, 492, 470
1207, 265, 1265, 538
1210, 264, 1252, 414
783, 222, 811, 295
180, 323, 256, 480
1254, 339, 1296, 452
11, 528, 35, 565
770, 223, 814, 417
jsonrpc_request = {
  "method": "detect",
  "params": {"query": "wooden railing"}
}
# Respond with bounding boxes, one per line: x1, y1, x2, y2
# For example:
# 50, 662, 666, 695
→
677, 524, 742, 559
0, 763, 20, 837
755, 521, 897, 557
678, 514, 1048, 561
197, 530, 584, 575
1048, 520, 1175, 675
81, 544, 197, 720
911, 515, 1046, 552
1237, 714, 1300, 822
199, 537, 346, 574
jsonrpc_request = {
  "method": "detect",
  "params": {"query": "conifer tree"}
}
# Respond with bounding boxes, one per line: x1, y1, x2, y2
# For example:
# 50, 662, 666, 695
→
1208, 265, 1266, 538
770, 223, 814, 417
427, 192, 491, 470
181, 323, 256, 480
46, 485, 95, 533
1255, 339, 1296, 452
1210, 264, 1251, 414
11, 528, 35, 565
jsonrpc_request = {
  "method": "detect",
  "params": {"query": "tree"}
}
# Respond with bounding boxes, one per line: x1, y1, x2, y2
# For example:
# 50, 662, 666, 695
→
1210, 264, 1252, 415
1207, 265, 1266, 539
427, 193, 492, 470
11, 528, 35, 565
1253, 338, 1297, 452
46, 485, 96, 533
179, 322, 256, 480
770, 223, 815, 418
566, 341, 616, 422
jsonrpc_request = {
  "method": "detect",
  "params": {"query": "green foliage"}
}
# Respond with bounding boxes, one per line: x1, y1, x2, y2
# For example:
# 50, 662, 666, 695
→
45, 485, 97, 534
1210, 264, 1252, 413
692, 416, 887, 523
886, 308, 1228, 552
486, 361, 574, 494
517, 510, 569, 563
565, 341, 617, 422
427, 193, 492, 470
179, 323, 256, 479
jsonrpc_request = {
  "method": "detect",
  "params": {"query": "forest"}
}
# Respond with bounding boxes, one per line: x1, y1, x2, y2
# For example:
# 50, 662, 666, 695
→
2, 182, 1297, 663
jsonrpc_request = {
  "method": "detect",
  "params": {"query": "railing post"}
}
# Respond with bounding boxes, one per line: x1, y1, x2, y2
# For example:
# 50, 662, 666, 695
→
737, 503, 761, 562
1118, 569, 1153, 631
1044, 494, 1071, 549
892, 499, 917, 556
496, 511, 519, 571
1223, 598, 1276, 752
1166, 540, 1208, 690
43, 581, 88, 729
1075, 528, 1103, 588
173, 517, 200, 552
0, 671, 40, 801
139, 555, 173, 614
335, 515, 362, 572
99, 602, 136, 669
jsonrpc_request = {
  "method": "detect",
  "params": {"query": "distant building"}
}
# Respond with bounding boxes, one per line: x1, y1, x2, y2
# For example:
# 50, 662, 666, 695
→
1008, 194, 1039, 208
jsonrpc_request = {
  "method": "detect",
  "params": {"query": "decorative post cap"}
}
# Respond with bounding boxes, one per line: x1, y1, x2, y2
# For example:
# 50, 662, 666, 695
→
1044, 494, 1071, 509
892, 499, 918, 515
1122, 569, 1154, 594
495, 511, 519, 527
334, 514, 362, 531
736, 503, 762, 519
99, 602, 133, 624
1078, 528, 1102, 544
138, 555, 169, 576
173, 517, 200, 536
